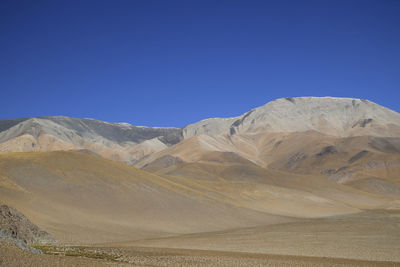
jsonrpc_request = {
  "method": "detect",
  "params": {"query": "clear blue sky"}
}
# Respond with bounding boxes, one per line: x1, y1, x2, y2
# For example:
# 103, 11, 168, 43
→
1, 0, 399, 127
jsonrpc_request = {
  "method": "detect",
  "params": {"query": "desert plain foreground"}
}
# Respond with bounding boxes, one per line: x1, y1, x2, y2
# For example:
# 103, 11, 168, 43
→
1, 245, 399, 267
2, 212, 400, 267
1, 197, 400, 266
1, 212, 400, 267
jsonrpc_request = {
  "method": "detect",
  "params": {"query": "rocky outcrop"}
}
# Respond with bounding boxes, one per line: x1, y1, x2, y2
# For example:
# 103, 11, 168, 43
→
0, 231, 43, 254
0, 204, 56, 245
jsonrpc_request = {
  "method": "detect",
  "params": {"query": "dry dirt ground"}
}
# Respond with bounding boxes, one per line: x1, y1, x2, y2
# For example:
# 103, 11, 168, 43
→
1, 241, 400, 267
119, 210, 400, 262
0, 239, 119, 267
1, 210, 399, 266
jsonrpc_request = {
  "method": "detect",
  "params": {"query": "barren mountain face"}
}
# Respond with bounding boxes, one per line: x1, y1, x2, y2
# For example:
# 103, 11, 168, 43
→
1, 97, 400, 166
0, 97, 400, 262
136, 98, 400, 187
184, 97, 400, 138
0, 117, 183, 164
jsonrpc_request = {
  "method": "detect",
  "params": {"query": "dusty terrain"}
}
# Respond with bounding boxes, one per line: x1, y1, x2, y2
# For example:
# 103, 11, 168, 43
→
120, 210, 400, 262
0, 151, 293, 244
0, 239, 120, 267
2, 240, 399, 267
1, 151, 398, 244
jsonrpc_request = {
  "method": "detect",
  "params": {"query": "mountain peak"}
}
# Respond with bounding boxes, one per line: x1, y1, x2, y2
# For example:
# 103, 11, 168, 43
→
1, 97, 399, 164
183, 97, 400, 138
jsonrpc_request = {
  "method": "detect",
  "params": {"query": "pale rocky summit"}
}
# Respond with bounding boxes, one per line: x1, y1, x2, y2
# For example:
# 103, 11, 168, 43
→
183, 97, 400, 138
134, 97, 400, 187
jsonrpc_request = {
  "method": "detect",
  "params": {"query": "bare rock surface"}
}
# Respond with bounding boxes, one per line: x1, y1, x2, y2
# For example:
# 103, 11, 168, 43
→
1, 97, 400, 165
0, 116, 183, 163
184, 97, 400, 138
0, 204, 56, 245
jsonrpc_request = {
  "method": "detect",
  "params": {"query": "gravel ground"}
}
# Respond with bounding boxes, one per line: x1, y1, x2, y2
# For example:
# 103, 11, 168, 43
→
2, 241, 398, 267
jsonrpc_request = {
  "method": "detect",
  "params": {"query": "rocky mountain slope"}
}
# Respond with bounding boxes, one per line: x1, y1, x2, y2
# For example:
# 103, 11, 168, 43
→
183, 97, 400, 138
0, 97, 399, 245
0, 116, 182, 164
133, 98, 400, 192
1, 97, 400, 167
1, 97, 399, 165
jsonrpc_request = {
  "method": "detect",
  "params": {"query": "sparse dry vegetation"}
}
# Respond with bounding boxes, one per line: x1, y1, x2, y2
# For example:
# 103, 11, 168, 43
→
15, 243, 400, 267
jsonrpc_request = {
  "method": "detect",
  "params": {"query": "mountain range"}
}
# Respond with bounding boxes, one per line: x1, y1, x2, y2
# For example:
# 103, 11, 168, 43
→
0, 97, 399, 260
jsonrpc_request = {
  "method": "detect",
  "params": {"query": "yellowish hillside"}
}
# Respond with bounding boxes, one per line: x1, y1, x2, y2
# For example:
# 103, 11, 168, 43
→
0, 151, 289, 244
0, 150, 397, 246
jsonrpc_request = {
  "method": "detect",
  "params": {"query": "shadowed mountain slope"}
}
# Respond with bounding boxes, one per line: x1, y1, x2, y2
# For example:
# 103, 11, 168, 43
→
0, 116, 182, 164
